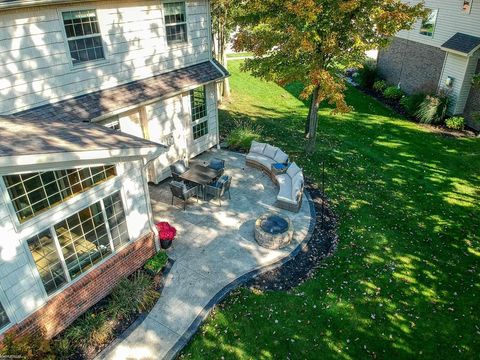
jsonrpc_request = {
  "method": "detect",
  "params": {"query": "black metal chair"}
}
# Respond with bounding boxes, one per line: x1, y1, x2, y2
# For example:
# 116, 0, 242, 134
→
170, 160, 189, 182
169, 181, 199, 210
208, 158, 225, 180
204, 175, 231, 206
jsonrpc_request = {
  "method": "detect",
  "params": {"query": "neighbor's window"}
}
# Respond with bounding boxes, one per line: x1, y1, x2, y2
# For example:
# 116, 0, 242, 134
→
26, 192, 129, 295
4, 165, 116, 223
0, 303, 10, 330
62, 9, 105, 65
420, 9, 438, 37
463, 0, 473, 14
164, 2, 187, 44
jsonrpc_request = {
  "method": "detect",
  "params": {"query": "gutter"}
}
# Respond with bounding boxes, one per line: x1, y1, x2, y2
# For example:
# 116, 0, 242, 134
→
0, 0, 94, 10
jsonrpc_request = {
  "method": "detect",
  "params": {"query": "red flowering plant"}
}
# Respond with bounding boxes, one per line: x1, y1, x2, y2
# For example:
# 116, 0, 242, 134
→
156, 222, 177, 241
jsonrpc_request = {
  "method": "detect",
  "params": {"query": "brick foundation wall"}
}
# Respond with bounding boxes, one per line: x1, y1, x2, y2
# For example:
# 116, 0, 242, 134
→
2, 232, 156, 340
377, 37, 446, 94
464, 59, 480, 130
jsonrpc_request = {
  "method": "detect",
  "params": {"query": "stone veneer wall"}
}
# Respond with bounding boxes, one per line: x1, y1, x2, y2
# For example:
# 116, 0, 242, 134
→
377, 37, 446, 94
463, 59, 480, 130
1, 232, 156, 340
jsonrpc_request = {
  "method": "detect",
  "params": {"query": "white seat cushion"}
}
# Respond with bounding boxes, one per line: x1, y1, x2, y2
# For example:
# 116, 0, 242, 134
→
262, 144, 278, 159
250, 141, 266, 154
277, 177, 295, 203
286, 162, 301, 177
273, 149, 288, 164
291, 173, 304, 199
246, 153, 276, 169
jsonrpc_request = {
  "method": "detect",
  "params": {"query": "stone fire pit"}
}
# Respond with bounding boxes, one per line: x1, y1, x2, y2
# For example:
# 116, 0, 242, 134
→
255, 212, 293, 249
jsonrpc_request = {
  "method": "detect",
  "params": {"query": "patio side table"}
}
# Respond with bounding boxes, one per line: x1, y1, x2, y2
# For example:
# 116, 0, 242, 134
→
271, 163, 288, 175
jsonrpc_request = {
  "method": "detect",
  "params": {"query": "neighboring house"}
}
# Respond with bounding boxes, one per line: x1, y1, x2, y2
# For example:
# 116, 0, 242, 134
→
377, 0, 480, 129
0, 0, 227, 340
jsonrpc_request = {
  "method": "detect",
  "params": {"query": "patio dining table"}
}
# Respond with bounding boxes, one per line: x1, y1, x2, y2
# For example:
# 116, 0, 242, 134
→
179, 164, 221, 200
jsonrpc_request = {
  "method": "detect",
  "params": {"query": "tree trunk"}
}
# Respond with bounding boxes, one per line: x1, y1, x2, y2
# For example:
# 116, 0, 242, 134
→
306, 86, 320, 154
305, 93, 313, 135
222, 51, 231, 98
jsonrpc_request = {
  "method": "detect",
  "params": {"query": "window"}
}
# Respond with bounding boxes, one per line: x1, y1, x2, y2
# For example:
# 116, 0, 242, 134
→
62, 10, 105, 65
164, 2, 187, 44
98, 116, 121, 131
190, 86, 207, 121
27, 230, 68, 295
193, 121, 208, 140
26, 192, 129, 295
0, 303, 10, 331
463, 0, 473, 14
3, 165, 116, 223
420, 9, 438, 37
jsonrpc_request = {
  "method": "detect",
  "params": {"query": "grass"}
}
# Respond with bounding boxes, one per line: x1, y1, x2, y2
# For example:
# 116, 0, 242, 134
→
181, 60, 480, 359
226, 52, 254, 58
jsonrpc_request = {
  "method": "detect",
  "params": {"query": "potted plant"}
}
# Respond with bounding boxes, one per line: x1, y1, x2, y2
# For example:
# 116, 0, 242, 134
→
156, 222, 176, 249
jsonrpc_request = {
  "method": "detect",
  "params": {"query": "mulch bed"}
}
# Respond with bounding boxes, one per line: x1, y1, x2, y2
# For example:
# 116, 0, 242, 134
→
246, 179, 339, 291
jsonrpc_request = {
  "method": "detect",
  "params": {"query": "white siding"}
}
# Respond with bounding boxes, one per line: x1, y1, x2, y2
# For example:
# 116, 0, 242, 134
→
0, 0, 211, 114
439, 52, 469, 113
144, 82, 219, 183
397, 0, 480, 48
455, 52, 480, 114
0, 159, 151, 326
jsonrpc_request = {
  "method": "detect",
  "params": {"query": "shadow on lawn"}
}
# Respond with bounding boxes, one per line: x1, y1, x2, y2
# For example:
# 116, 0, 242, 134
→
198, 88, 480, 358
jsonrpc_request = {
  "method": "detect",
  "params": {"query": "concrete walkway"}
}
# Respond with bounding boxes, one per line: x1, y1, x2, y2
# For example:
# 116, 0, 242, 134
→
98, 150, 314, 360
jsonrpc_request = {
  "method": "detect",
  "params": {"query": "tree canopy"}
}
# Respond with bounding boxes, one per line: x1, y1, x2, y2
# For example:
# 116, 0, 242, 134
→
233, 0, 426, 152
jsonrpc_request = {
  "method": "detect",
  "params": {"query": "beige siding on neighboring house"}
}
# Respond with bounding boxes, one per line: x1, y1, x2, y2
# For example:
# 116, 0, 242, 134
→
397, 0, 480, 48
0, 0, 211, 114
0, 160, 151, 325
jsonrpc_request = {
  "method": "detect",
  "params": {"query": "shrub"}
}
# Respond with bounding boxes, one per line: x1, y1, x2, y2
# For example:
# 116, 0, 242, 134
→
445, 116, 465, 130
383, 86, 404, 100
373, 80, 387, 93
226, 119, 262, 151
63, 311, 113, 349
400, 93, 427, 116
356, 63, 378, 89
144, 251, 169, 274
472, 73, 480, 88
108, 271, 159, 319
1, 331, 55, 360
415, 91, 450, 124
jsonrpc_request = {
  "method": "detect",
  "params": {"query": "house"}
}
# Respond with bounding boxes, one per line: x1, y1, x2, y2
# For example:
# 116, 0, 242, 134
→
0, 0, 227, 340
377, 0, 480, 129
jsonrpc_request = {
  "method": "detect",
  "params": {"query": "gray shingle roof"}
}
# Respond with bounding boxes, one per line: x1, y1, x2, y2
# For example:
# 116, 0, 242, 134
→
0, 115, 162, 158
441, 33, 480, 56
14, 60, 228, 123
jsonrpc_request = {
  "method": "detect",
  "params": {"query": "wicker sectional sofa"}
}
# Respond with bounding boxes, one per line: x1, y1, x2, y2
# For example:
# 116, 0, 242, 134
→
246, 141, 304, 212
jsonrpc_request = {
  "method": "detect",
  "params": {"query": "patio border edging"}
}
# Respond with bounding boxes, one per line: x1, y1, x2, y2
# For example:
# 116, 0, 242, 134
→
163, 189, 317, 360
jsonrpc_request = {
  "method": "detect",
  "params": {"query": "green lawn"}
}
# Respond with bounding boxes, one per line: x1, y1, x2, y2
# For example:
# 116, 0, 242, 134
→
181, 61, 480, 359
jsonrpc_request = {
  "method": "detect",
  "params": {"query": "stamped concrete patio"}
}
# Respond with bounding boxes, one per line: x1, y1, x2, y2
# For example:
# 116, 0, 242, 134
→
99, 149, 314, 360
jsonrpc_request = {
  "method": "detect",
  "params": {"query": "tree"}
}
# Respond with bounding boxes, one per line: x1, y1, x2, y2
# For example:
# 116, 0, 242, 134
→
211, 0, 243, 99
233, 0, 426, 153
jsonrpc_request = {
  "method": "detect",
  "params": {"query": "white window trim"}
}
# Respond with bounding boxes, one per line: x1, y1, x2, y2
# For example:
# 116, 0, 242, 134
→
0, 164, 119, 234
57, 7, 110, 70
22, 189, 134, 302
163, 0, 189, 47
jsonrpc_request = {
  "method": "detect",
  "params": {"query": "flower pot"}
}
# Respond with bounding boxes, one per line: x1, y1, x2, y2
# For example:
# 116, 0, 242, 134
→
160, 239, 173, 249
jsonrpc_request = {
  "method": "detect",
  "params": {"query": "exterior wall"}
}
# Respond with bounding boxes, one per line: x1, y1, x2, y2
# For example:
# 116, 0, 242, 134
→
377, 37, 446, 94
464, 59, 480, 130
0, 0, 211, 114
397, 0, 480, 47
2, 232, 155, 340
144, 82, 219, 183
0, 158, 152, 333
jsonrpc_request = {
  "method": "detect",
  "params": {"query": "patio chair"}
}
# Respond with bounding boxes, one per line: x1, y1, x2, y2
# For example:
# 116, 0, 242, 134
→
170, 160, 189, 182
208, 158, 225, 180
204, 175, 231, 206
169, 181, 199, 210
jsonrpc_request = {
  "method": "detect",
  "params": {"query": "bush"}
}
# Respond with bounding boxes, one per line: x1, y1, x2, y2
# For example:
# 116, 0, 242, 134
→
63, 311, 113, 349
383, 86, 404, 100
108, 271, 159, 319
415, 91, 450, 124
356, 63, 378, 89
445, 116, 465, 130
373, 80, 387, 93
1, 331, 55, 360
226, 119, 262, 151
400, 93, 427, 116
144, 251, 169, 274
